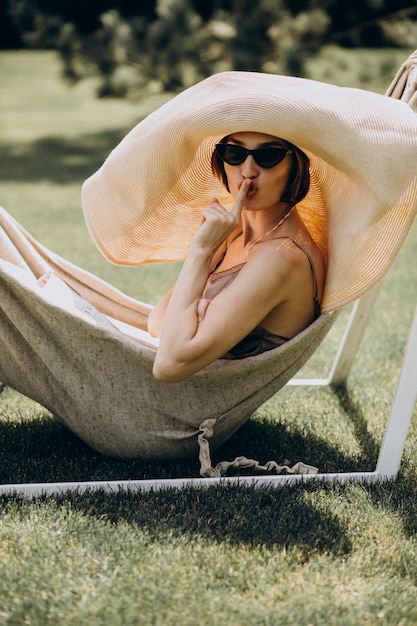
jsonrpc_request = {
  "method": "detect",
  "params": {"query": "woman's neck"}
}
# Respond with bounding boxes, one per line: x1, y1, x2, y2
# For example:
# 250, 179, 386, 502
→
240, 203, 294, 247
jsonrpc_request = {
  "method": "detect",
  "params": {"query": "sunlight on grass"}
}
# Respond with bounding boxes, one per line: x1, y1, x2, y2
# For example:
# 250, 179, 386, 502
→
1, 49, 417, 626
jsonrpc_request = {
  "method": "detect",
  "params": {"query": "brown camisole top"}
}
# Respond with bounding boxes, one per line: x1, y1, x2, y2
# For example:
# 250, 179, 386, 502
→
202, 237, 321, 360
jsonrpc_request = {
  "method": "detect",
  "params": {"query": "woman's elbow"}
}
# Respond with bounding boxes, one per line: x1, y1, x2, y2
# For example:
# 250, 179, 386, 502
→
152, 355, 188, 383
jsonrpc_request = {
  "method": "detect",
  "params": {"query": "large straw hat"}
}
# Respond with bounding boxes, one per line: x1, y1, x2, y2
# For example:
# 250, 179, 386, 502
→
82, 71, 417, 312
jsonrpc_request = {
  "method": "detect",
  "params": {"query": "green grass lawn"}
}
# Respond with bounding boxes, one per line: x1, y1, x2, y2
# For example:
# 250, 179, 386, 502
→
1, 48, 417, 626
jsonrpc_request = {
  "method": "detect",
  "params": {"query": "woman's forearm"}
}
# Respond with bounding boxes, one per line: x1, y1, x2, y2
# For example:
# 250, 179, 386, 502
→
154, 243, 212, 365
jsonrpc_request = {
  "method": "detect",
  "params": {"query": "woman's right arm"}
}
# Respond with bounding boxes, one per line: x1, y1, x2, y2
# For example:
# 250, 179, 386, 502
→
152, 182, 252, 382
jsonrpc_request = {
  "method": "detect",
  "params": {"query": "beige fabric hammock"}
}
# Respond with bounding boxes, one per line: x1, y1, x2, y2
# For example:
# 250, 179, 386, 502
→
0, 208, 335, 475
1, 51, 417, 478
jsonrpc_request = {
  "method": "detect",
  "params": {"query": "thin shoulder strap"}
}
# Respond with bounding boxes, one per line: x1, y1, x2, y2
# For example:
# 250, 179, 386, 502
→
274, 236, 321, 319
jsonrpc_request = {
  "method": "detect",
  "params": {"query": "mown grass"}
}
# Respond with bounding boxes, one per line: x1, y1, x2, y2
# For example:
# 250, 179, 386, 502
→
0, 48, 417, 626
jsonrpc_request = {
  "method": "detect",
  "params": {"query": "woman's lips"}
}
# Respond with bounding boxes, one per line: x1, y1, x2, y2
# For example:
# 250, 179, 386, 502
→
239, 181, 257, 197
246, 182, 258, 197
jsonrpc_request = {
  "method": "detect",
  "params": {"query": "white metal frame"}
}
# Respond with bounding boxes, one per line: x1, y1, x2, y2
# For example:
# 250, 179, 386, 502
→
1, 287, 416, 497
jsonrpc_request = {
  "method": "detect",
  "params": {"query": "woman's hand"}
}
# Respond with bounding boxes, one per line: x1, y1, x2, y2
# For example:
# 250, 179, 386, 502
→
191, 179, 251, 254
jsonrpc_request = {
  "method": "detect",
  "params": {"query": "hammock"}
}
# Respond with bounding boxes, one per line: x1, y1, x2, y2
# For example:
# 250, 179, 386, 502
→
1, 51, 417, 480
0, 208, 335, 476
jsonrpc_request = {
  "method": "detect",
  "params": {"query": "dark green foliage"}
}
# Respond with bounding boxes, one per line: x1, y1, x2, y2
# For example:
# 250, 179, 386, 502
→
3, 0, 417, 97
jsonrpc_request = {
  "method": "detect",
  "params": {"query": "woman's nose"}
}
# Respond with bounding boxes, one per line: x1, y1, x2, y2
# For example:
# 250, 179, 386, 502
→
241, 155, 258, 178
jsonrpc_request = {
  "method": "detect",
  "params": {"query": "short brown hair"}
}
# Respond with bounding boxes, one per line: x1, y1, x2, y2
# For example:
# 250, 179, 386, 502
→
211, 136, 310, 205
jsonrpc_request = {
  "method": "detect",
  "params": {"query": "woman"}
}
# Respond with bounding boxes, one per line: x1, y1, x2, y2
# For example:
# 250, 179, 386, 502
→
149, 132, 325, 382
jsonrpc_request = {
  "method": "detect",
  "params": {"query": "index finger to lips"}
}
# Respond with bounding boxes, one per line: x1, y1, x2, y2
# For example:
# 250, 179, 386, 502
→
231, 180, 250, 219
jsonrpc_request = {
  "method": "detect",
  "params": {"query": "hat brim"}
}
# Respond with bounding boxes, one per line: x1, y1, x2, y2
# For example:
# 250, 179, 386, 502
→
83, 71, 417, 312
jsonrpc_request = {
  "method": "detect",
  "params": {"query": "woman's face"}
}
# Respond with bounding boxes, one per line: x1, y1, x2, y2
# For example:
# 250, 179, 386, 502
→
223, 132, 293, 212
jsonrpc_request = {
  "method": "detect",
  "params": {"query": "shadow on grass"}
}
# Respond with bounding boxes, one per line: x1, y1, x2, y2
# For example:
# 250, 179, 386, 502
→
0, 410, 358, 556
55, 482, 353, 557
0, 416, 201, 484
215, 418, 374, 474
0, 404, 375, 486
366, 473, 417, 538
0, 128, 133, 185
331, 382, 381, 465
3, 401, 417, 554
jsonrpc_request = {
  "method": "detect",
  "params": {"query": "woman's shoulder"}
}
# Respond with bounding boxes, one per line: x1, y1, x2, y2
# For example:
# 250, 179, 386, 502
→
272, 235, 323, 266
268, 234, 326, 301
249, 234, 325, 290
250, 234, 311, 265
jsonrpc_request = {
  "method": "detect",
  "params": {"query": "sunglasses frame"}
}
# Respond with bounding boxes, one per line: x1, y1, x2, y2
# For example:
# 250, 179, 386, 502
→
215, 143, 293, 169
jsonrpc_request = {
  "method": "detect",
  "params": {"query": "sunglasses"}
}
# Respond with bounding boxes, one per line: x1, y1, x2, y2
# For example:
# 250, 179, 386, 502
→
215, 143, 293, 169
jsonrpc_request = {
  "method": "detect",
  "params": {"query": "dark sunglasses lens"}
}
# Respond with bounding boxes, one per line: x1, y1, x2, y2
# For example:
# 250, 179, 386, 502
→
254, 148, 287, 168
216, 144, 246, 165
